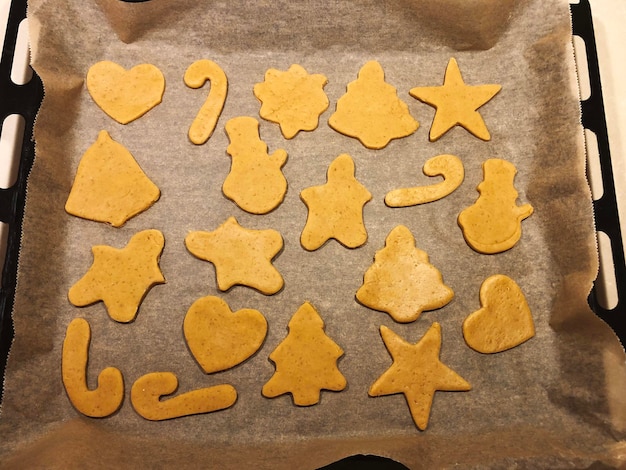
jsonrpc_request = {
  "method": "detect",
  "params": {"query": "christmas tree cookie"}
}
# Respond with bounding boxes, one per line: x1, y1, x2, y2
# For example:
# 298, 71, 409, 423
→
356, 225, 453, 323
262, 302, 346, 406
329, 60, 419, 149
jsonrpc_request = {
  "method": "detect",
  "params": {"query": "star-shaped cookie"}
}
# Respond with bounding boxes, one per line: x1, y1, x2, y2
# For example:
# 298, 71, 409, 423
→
300, 154, 372, 250
369, 322, 471, 430
68, 230, 166, 323
185, 217, 284, 295
409, 58, 501, 141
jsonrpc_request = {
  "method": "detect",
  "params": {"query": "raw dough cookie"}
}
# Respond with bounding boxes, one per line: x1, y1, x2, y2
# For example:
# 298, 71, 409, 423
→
369, 322, 471, 430
65, 130, 160, 227
409, 58, 501, 141
68, 230, 165, 323
62, 318, 124, 418
263, 302, 346, 406
184, 296, 268, 374
300, 154, 372, 250
356, 225, 454, 323
185, 217, 284, 294
458, 158, 533, 254
131, 372, 237, 421
385, 154, 464, 207
463, 274, 535, 354
87, 61, 165, 124
254, 64, 329, 139
184, 59, 228, 145
223, 116, 288, 214
328, 60, 419, 149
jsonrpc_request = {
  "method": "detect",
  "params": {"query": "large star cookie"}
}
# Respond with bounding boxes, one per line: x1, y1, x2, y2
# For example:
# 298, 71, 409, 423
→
300, 154, 372, 250
409, 58, 501, 141
68, 230, 165, 323
254, 64, 329, 139
369, 322, 471, 430
329, 60, 419, 149
185, 217, 284, 295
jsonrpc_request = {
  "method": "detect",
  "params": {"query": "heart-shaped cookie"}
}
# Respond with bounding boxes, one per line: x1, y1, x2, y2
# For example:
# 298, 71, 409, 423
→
183, 296, 268, 374
463, 274, 534, 354
87, 61, 165, 124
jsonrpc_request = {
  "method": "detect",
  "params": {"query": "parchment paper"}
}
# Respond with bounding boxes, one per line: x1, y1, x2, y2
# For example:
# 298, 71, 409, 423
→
1, 0, 626, 467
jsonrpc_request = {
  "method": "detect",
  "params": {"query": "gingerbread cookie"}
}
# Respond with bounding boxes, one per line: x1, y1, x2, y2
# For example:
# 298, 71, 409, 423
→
369, 323, 471, 430
87, 61, 165, 124
254, 64, 329, 139
65, 130, 160, 227
329, 60, 419, 149
300, 154, 372, 250
185, 217, 284, 294
68, 230, 165, 323
62, 318, 124, 418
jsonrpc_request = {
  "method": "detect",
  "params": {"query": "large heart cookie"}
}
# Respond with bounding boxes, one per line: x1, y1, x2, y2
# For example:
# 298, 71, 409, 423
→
463, 274, 534, 354
87, 61, 165, 124
183, 296, 268, 374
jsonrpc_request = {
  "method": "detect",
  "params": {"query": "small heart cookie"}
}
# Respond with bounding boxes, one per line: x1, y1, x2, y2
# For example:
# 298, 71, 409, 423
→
463, 274, 534, 354
87, 61, 165, 124
183, 296, 268, 374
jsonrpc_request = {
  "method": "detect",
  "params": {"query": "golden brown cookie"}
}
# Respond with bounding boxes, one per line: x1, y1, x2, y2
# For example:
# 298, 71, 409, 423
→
385, 154, 464, 207
457, 158, 533, 254
87, 61, 165, 124
223, 116, 288, 214
262, 302, 346, 406
185, 217, 284, 294
184, 59, 228, 145
409, 58, 501, 141
184, 296, 268, 374
65, 130, 160, 227
254, 64, 329, 139
328, 60, 419, 149
300, 154, 372, 250
68, 230, 165, 323
62, 318, 124, 418
131, 372, 237, 421
463, 274, 535, 354
356, 225, 454, 323
369, 322, 471, 430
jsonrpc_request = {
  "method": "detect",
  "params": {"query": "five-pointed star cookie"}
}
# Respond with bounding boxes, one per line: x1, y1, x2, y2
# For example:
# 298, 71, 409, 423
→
185, 217, 284, 294
68, 230, 166, 323
409, 58, 501, 142
369, 322, 471, 430
300, 154, 372, 250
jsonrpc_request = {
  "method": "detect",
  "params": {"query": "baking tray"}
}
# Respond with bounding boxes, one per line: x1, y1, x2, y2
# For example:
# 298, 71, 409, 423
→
0, 0, 622, 467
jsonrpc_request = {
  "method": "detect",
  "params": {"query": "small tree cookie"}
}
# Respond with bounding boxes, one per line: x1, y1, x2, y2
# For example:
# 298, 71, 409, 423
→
262, 302, 346, 406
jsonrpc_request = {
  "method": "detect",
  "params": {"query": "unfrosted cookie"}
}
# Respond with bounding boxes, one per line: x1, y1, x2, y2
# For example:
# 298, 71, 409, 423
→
131, 372, 237, 421
184, 59, 228, 145
463, 274, 535, 354
356, 225, 453, 323
385, 154, 464, 207
262, 301, 346, 406
223, 116, 287, 214
68, 230, 165, 323
254, 64, 329, 139
62, 318, 124, 418
300, 154, 372, 250
87, 61, 165, 124
458, 158, 533, 254
369, 322, 471, 430
65, 130, 160, 227
328, 60, 418, 149
185, 217, 284, 294
409, 57, 501, 142
184, 296, 268, 374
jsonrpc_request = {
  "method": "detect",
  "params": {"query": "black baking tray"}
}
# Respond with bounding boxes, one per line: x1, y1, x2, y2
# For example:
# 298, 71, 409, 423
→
0, 0, 622, 468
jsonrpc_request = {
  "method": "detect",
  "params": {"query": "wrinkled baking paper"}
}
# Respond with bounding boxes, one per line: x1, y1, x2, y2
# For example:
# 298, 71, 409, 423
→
1, 0, 625, 468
